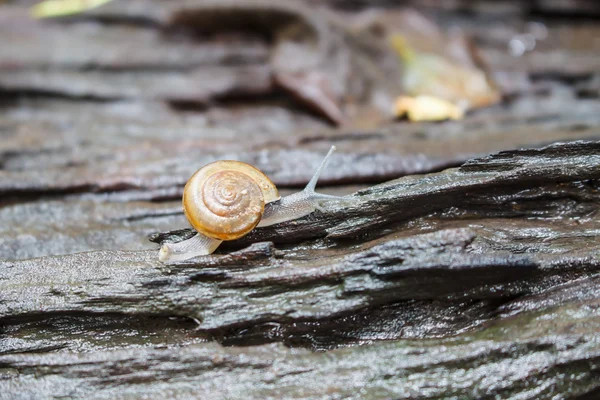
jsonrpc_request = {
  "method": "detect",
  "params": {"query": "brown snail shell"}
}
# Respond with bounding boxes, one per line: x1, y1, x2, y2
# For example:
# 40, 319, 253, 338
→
182, 160, 280, 241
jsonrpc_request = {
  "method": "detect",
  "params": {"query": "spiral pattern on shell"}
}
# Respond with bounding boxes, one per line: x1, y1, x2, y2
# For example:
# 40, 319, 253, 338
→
183, 160, 280, 241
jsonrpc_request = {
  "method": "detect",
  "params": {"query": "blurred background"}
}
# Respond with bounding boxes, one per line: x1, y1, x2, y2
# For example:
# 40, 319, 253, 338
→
1, 0, 600, 260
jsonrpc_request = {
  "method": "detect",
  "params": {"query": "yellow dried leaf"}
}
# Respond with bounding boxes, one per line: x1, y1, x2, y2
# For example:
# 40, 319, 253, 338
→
30, 0, 114, 18
394, 95, 464, 122
390, 34, 500, 111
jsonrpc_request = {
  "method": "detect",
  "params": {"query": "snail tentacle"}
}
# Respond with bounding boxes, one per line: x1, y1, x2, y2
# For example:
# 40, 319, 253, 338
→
258, 145, 342, 227
159, 233, 222, 263
305, 145, 336, 192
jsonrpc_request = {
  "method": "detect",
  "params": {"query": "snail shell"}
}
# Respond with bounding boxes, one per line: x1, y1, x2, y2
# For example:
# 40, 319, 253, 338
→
183, 160, 280, 241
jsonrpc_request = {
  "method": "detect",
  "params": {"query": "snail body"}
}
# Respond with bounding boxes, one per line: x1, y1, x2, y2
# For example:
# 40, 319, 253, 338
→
159, 146, 339, 263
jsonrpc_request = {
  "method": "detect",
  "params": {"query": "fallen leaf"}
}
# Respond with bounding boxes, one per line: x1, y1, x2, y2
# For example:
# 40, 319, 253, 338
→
390, 33, 500, 111
30, 0, 114, 18
394, 95, 464, 121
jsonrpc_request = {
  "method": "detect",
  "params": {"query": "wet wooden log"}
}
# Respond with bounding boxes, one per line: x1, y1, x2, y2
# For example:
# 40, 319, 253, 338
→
1, 141, 600, 398
2, 1, 600, 399
3, 303, 600, 400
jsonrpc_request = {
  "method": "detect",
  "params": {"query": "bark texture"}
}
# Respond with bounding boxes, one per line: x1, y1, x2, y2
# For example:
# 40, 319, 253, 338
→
1, 1, 600, 399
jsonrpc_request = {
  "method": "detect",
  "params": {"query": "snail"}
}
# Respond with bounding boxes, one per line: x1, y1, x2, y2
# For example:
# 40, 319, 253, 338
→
159, 146, 340, 262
